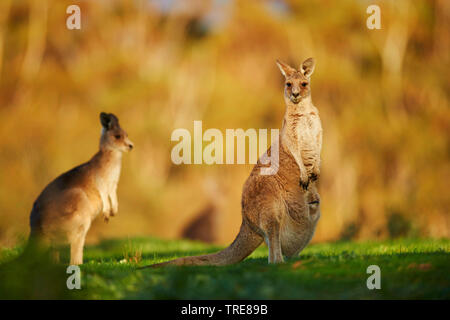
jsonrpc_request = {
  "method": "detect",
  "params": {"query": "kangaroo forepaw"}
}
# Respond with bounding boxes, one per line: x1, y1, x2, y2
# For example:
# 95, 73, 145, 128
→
309, 172, 318, 182
311, 165, 320, 180
299, 169, 310, 190
299, 178, 309, 190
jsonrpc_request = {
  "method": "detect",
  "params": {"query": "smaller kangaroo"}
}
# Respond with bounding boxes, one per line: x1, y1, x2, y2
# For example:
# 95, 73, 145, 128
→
28, 112, 133, 265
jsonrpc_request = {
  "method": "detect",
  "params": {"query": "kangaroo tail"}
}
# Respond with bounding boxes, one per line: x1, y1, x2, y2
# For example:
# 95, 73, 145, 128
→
138, 220, 263, 269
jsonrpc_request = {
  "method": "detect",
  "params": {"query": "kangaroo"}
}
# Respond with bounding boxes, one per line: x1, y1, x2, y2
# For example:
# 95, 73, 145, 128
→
28, 112, 134, 265
140, 58, 322, 268
277, 58, 322, 189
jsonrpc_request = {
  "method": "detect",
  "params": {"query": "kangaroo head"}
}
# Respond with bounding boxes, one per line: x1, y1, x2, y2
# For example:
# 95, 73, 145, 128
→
276, 58, 315, 105
99, 112, 134, 152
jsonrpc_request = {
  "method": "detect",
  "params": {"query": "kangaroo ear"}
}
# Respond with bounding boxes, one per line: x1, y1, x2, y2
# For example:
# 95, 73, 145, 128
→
300, 57, 315, 77
100, 112, 113, 130
276, 59, 295, 78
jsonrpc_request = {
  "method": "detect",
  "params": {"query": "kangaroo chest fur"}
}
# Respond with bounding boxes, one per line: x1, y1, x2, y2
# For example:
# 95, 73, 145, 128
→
96, 167, 120, 198
99, 162, 121, 193
92, 152, 122, 216
282, 105, 321, 170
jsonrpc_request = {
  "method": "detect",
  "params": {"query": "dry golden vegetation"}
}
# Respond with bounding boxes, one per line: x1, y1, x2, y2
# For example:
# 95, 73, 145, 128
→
0, 0, 448, 247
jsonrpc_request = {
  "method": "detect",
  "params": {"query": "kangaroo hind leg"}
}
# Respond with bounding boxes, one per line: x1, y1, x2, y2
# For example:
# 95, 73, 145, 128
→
69, 223, 90, 265
260, 206, 284, 264
266, 222, 283, 264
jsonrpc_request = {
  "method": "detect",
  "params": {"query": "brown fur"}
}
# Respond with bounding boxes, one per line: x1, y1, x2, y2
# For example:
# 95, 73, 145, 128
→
139, 58, 322, 268
28, 113, 133, 265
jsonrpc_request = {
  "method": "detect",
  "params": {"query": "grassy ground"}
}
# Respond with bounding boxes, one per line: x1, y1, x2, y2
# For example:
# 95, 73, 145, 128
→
0, 237, 449, 299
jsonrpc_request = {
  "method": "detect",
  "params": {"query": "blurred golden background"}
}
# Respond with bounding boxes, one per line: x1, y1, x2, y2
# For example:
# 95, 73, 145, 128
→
0, 0, 448, 247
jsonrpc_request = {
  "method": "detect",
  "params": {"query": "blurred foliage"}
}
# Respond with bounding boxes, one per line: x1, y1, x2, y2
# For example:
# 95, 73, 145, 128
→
0, 242, 86, 299
0, 0, 448, 247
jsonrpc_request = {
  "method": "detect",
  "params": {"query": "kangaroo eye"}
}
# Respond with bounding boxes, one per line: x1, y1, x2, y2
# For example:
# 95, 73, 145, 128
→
301, 82, 308, 87
115, 135, 121, 140
286, 82, 292, 87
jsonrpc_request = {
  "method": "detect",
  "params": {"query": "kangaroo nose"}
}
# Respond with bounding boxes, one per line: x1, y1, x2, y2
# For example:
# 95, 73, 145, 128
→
128, 143, 134, 150
292, 92, 300, 98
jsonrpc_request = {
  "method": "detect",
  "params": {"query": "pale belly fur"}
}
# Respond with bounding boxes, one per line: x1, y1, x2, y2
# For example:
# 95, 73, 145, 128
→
280, 197, 321, 258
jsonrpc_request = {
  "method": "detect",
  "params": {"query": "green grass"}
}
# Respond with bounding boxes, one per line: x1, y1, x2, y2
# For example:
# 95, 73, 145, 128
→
0, 238, 449, 299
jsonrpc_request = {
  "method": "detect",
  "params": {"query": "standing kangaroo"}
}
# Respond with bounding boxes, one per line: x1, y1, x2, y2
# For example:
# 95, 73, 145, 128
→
28, 113, 134, 265
141, 57, 322, 268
